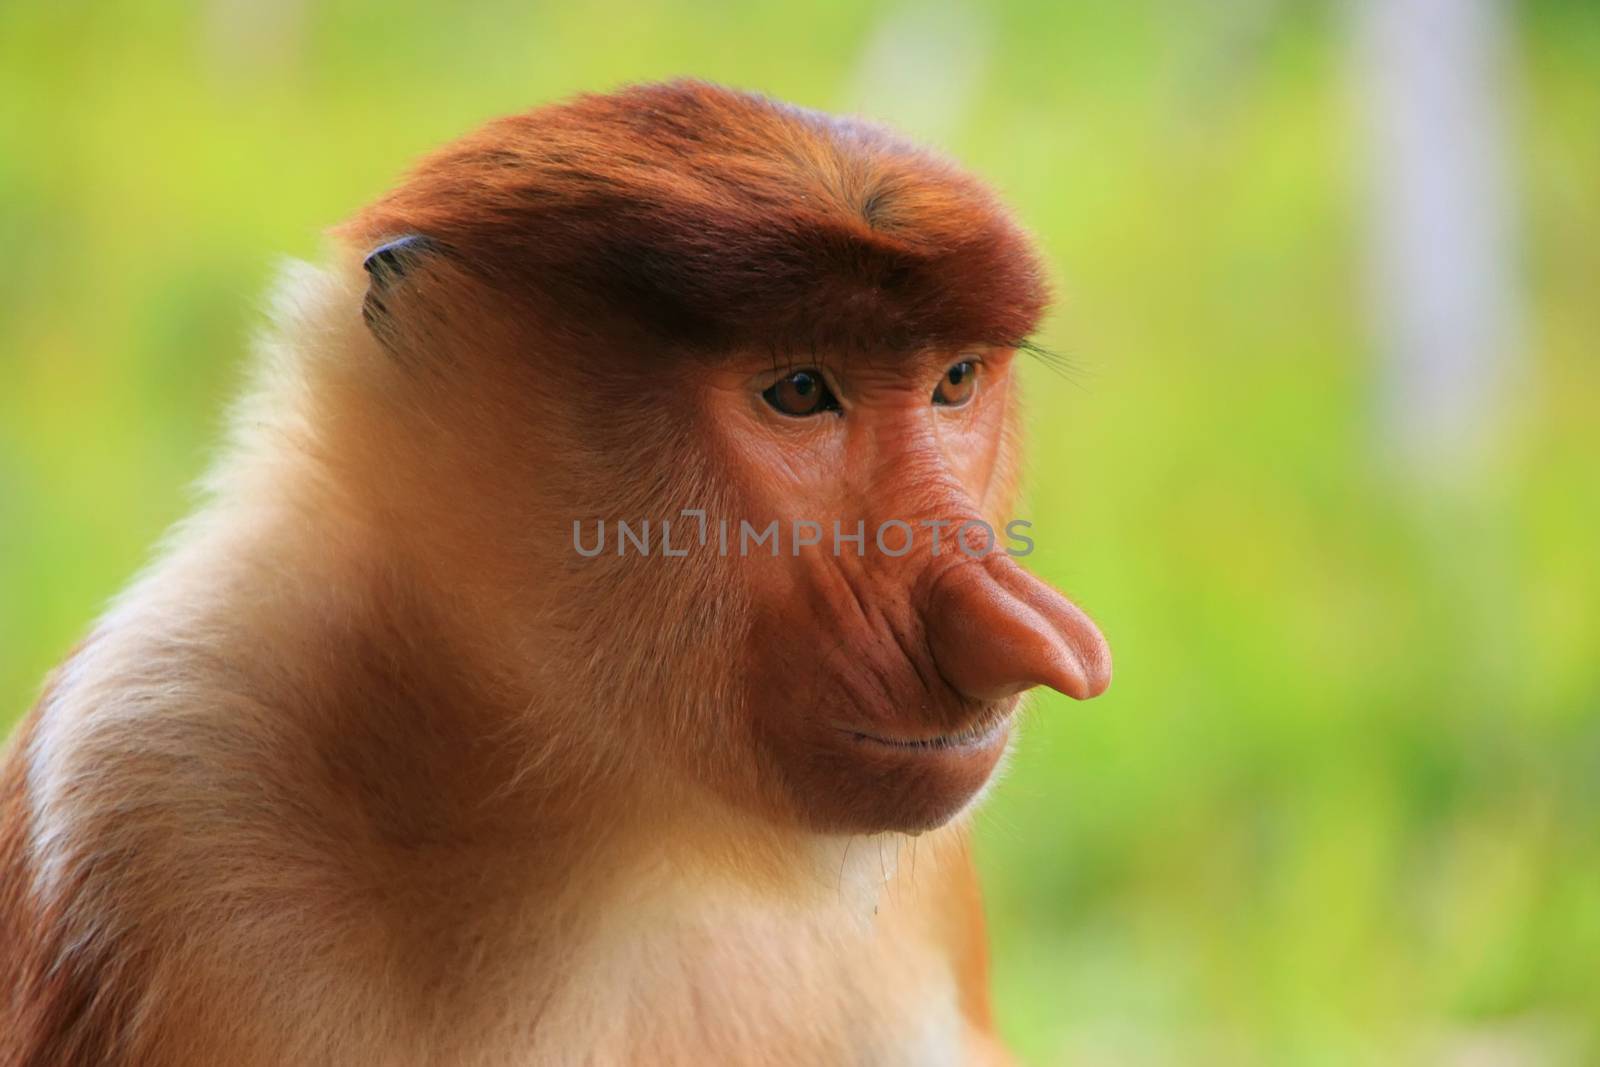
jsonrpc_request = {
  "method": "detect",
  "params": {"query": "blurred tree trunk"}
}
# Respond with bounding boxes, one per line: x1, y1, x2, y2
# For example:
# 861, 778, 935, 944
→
1353, 0, 1521, 479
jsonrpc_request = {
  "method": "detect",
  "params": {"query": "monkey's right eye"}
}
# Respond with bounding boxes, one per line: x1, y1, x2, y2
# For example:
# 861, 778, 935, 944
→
762, 370, 841, 418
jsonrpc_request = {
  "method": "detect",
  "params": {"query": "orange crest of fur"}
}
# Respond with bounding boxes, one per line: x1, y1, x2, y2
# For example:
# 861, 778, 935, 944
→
340, 79, 1048, 356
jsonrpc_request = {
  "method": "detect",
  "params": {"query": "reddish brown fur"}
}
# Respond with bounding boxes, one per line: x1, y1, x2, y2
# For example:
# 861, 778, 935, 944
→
0, 81, 1108, 1065
0, 709, 118, 1067
340, 79, 1048, 357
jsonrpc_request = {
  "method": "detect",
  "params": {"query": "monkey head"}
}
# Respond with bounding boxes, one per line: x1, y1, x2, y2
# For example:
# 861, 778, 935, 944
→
334, 80, 1110, 836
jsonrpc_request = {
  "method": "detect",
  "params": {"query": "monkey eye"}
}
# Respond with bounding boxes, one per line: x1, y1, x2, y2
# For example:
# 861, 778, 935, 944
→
763, 369, 841, 417
933, 360, 978, 407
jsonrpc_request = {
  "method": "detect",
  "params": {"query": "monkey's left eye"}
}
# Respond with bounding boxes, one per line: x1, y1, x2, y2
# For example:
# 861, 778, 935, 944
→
763, 370, 841, 417
933, 360, 978, 407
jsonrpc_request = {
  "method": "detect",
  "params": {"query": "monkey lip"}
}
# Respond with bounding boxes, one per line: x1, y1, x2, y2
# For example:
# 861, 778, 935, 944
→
837, 704, 1014, 753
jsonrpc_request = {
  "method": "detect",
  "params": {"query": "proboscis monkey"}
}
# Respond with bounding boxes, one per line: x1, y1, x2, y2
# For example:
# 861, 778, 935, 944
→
0, 80, 1110, 1066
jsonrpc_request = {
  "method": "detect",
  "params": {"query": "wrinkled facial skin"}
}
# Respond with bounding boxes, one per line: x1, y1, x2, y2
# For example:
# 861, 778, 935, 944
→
701, 347, 1112, 834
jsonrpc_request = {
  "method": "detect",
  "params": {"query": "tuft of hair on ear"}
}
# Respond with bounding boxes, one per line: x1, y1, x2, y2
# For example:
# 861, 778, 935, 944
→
360, 234, 438, 356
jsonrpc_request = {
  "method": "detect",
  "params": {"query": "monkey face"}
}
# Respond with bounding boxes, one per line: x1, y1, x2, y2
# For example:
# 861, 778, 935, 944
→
699, 347, 1111, 834
337, 81, 1114, 837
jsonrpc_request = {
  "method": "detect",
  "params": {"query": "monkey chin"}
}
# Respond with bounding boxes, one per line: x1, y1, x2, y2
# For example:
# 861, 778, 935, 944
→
770, 697, 1019, 835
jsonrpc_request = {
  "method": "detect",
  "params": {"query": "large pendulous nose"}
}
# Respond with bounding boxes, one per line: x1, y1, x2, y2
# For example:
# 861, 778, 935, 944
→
925, 555, 1112, 702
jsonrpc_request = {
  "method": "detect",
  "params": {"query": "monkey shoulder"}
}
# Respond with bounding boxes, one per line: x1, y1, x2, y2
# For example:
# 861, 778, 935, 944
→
0, 608, 379, 1066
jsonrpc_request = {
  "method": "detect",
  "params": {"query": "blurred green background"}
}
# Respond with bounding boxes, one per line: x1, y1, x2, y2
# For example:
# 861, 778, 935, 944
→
2, 2, 1596, 1063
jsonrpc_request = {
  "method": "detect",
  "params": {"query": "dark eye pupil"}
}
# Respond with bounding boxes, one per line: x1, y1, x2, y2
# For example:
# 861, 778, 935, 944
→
793, 373, 815, 396
948, 363, 970, 385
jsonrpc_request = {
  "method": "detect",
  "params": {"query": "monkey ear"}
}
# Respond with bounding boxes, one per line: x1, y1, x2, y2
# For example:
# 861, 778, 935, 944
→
361, 234, 435, 350
363, 234, 434, 283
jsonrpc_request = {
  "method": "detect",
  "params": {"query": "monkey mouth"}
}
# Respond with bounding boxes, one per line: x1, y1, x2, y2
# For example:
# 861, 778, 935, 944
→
803, 699, 1020, 831
838, 703, 1014, 752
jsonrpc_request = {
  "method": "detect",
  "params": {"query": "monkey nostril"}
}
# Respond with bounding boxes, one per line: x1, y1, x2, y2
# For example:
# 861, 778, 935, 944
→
924, 558, 1110, 703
